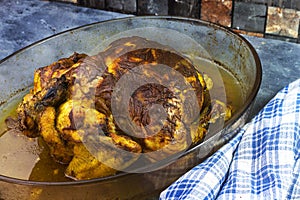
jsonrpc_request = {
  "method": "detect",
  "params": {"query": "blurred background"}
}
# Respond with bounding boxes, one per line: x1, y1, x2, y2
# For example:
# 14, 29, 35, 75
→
52, 0, 300, 43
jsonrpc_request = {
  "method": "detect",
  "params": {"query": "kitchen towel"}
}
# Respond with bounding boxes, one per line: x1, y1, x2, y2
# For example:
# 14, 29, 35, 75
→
160, 78, 300, 200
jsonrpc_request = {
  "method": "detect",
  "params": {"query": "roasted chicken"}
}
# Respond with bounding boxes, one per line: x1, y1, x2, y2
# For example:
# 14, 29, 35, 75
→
7, 36, 232, 180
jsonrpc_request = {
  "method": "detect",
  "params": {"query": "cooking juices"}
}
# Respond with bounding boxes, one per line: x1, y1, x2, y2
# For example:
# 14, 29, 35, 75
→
0, 58, 243, 182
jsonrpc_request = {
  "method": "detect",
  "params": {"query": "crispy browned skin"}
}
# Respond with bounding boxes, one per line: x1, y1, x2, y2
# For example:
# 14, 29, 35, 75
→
94, 37, 205, 111
93, 37, 206, 157
10, 36, 232, 180
17, 53, 87, 138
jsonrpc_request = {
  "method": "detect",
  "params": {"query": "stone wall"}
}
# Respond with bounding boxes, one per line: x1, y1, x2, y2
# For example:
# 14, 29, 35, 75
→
52, 0, 300, 43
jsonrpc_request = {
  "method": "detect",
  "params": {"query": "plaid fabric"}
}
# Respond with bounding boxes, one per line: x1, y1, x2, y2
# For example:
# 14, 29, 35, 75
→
160, 78, 300, 200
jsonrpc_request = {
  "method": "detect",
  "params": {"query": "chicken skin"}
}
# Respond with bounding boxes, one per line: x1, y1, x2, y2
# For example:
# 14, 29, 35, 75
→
9, 36, 232, 180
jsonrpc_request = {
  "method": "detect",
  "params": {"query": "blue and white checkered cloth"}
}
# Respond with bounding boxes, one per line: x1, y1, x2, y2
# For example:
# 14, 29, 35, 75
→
160, 78, 300, 200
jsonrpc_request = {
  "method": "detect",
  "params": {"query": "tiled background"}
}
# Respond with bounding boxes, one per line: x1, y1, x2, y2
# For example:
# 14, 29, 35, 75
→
53, 0, 300, 43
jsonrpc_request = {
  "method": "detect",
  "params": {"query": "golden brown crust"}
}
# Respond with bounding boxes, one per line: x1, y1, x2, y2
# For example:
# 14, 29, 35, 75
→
9, 36, 232, 180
